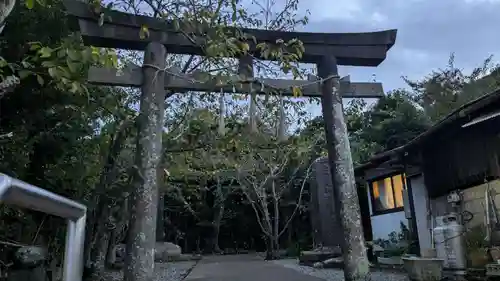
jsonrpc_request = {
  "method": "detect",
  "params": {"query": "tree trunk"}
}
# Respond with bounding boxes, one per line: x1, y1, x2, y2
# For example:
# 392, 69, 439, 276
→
260, 192, 274, 259
272, 181, 279, 258
92, 234, 112, 279
106, 228, 118, 266
84, 200, 105, 267
212, 203, 225, 253
87, 211, 111, 281
211, 181, 226, 253
123, 42, 167, 281
84, 118, 133, 267
264, 237, 273, 260
184, 236, 188, 253
318, 56, 370, 281
105, 191, 131, 267
287, 213, 293, 247
263, 235, 279, 260
273, 237, 279, 259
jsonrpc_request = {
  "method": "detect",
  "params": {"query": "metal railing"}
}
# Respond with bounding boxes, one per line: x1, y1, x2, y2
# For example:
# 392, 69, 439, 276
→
0, 173, 86, 281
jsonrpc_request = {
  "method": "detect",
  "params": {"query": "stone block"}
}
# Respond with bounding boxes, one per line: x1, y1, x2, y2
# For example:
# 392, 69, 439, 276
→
299, 246, 342, 266
14, 246, 47, 268
154, 242, 182, 261
313, 257, 344, 269
114, 242, 183, 263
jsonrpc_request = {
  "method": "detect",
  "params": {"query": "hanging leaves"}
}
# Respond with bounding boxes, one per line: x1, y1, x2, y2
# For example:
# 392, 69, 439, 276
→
25, 0, 35, 9
240, 42, 250, 54
36, 74, 44, 86
98, 13, 105, 26
18, 70, 31, 79
0, 36, 119, 95
139, 24, 150, 40
292, 86, 301, 98
231, 0, 237, 22
38, 47, 53, 58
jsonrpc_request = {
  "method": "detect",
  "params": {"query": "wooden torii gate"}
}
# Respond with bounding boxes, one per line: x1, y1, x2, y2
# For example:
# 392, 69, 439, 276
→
63, 1, 397, 280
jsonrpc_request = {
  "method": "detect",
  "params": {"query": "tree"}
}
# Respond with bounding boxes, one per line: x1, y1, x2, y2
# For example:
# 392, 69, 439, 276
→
0, 4, 138, 280
354, 90, 430, 162
298, 91, 430, 166
234, 137, 317, 259
164, 109, 236, 253
404, 53, 500, 122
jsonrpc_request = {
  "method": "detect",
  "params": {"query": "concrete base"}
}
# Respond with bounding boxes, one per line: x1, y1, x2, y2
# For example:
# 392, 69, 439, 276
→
402, 256, 444, 281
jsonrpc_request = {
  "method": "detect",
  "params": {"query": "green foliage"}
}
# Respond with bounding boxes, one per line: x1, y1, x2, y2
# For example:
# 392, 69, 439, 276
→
404, 53, 500, 123
0, 0, 118, 95
299, 91, 430, 165
465, 225, 489, 251
285, 242, 301, 257
374, 222, 411, 257
0, 0, 132, 265
358, 90, 430, 154
382, 246, 407, 258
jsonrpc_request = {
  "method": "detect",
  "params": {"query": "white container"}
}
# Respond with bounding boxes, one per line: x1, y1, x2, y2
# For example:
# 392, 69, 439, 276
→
402, 256, 444, 281
433, 213, 467, 270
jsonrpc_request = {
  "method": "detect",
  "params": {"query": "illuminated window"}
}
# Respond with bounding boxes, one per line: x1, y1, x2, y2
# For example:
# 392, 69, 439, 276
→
370, 174, 406, 214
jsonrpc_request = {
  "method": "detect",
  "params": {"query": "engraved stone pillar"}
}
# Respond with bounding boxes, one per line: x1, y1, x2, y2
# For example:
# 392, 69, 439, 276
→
310, 157, 342, 249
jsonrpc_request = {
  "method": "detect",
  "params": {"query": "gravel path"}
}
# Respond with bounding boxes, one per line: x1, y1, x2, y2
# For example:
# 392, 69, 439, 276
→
102, 261, 198, 281
271, 259, 410, 281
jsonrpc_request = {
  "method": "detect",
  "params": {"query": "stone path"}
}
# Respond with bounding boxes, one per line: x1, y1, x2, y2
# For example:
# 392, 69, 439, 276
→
184, 254, 325, 281
184, 254, 409, 281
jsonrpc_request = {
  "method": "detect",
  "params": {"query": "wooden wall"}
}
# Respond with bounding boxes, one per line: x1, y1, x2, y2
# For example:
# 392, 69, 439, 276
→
421, 118, 500, 198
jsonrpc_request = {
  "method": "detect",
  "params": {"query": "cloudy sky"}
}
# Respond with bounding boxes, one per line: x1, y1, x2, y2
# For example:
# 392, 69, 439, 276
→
295, 0, 500, 92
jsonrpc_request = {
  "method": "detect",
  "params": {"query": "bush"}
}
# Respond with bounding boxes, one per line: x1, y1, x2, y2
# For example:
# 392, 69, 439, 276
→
285, 242, 301, 257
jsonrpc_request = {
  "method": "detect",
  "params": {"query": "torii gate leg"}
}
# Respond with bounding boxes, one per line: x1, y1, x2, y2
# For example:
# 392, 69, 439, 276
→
124, 42, 167, 281
317, 56, 370, 281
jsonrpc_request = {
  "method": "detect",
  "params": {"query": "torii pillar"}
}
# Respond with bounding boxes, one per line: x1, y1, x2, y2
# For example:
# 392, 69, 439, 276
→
317, 56, 371, 281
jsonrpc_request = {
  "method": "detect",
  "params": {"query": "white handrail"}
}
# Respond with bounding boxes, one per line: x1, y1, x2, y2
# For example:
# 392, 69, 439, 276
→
0, 173, 86, 281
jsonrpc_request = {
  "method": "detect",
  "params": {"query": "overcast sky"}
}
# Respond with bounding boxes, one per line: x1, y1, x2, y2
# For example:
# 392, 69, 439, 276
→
295, 0, 500, 92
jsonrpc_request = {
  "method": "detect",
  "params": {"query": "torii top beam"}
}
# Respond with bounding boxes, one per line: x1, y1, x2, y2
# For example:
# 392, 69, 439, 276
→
62, 0, 397, 66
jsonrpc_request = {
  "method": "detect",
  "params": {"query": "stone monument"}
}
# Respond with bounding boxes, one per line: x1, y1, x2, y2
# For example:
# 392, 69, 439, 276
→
300, 156, 342, 267
311, 156, 343, 248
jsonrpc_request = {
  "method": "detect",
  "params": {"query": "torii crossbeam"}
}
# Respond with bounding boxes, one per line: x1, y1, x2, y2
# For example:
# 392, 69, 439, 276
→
88, 65, 384, 98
